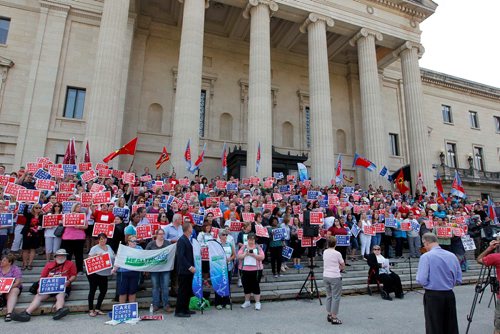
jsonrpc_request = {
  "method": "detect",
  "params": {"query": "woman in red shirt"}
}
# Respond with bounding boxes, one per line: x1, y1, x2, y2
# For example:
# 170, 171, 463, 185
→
21, 204, 43, 270
327, 218, 349, 267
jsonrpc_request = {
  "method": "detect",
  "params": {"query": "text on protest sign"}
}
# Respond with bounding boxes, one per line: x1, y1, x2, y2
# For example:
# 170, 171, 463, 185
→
136, 225, 153, 240
400, 222, 412, 232
98, 168, 112, 178
374, 223, 385, 233
122, 172, 136, 184
59, 182, 76, 193
301, 237, 313, 247
255, 225, 269, 238
363, 225, 376, 236
192, 214, 204, 226
33, 168, 51, 180
272, 228, 286, 241
84, 253, 112, 275
205, 207, 222, 219
282, 246, 293, 260
436, 227, 452, 238
309, 212, 324, 225
63, 213, 86, 227
81, 169, 98, 183
39, 277, 66, 295
62, 201, 79, 214
42, 214, 63, 228
0, 277, 15, 293
0, 213, 13, 227
335, 235, 351, 247
90, 183, 105, 193
35, 179, 56, 191
461, 235, 476, 251
16, 189, 40, 203
95, 163, 109, 171
0, 175, 15, 187
26, 162, 43, 174
112, 302, 139, 322
4, 182, 24, 197
92, 223, 115, 238
242, 212, 255, 223
112, 207, 129, 219
92, 191, 111, 205
229, 221, 244, 232
78, 162, 92, 172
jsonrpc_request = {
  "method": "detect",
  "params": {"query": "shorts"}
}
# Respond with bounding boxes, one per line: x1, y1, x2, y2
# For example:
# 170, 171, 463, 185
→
495, 301, 500, 331
22, 235, 40, 250
119, 271, 140, 296
50, 285, 71, 299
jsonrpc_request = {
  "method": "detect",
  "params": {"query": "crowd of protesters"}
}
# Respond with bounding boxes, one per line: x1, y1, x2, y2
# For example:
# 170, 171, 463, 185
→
0, 161, 498, 324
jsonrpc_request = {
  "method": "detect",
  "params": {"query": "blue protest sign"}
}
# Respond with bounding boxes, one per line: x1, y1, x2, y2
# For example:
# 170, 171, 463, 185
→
272, 228, 285, 241
350, 224, 360, 238
62, 201, 78, 214
34, 168, 51, 180
113, 207, 130, 219
226, 183, 238, 192
112, 302, 139, 322
344, 187, 354, 194
411, 221, 420, 233
62, 164, 77, 175
192, 214, 204, 226
279, 185, 290, 193
345, 227, 351, 236
385, 215, 397, 228
17, 203, 33, 214
0, 213, 13, 227
273, 172, 284, 180
144, 181, 153, 190
307, 191, 319, 200
39, 277, 66, 295
282, 246, 293, 259
379, 214, 385, 222
319, 200, 328, 208
335, 235, 351, 246
290, 195, 301, 203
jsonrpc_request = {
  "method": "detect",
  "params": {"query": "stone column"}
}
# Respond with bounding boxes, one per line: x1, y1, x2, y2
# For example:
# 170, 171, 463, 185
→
398, 41, 433, 192
300, 13, 336, 185
350, 28, 386, 187
170, 0, 208, 175
85, 0, 131, 164
243, 0, 278, 178
14, 1, 69, 167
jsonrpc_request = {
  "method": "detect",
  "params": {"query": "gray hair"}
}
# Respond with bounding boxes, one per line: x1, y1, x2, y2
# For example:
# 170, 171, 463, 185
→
173, 213, 182, 223
422, 232, 438, 244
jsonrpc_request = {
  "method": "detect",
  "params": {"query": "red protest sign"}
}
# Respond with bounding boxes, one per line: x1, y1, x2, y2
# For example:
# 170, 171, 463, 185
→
41, 202, 53, 214
162, 183, 172, 192
26, 162, 43, 174
263, 179, 273, 188
35, 179, 56, 191
122, 173, 136, 185
56, 192, 73, 203
229, 221, 244, 232
0, 277, 15, 293
92, 191, 111, 205
255, 225, 269, 238
374, 223, 385, 233
272, 193, 283, 201
0, 175, 14, 187
297, 228, 303, 240
17, 189, 41, 203
363, 225, 376, 236
112, 169, 124, 179
136, 225, 153, 240
98, 169, 112, 178
286, 175, 295, 182
328, 196, 340, 207
59, 182, 76, 193
205, 207, 222, 219
84, 253, 112, 275
63, 213, 86, 227
4, 182, 24, 197
309, 212, 324, 225
81, 170, 98, 183
78, 162, 92, 172
250, 177, 260, 185
146, 213, 158, 223
90, 183, 105, 193
242, 212, 255, 222
201, 247, 209, 261
211, 227, 219, 239
48, 166, 64, 179
42, 214, 63, 228
400, 222, 412, 232
80, 192, 93, 205
293, 205, 301, 215
452, 227, 465, 237
184, 192, 198, 201
92, 223, 115, 238
95, 163, 109, 171
139, 175, 152, 182
436, 227, 452, 238
301, 237, 313, 247
216, 180, 227, 189
262, 203, 276, 212
132, 204, 145, 214
424, 219, 434, 229
179, 178, 190, 186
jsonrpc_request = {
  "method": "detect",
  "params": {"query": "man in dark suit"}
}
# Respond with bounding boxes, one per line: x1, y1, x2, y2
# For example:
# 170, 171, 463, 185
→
174, 222, 196, 317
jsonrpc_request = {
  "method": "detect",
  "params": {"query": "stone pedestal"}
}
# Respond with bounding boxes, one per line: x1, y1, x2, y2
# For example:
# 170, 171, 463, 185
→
243, 0, 277, 177
300, 13, 336, 185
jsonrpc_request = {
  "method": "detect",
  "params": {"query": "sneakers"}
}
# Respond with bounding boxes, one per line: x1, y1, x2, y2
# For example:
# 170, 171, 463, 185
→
296, 264, 304, 269
381, 291, 393, 301
273, 274, 278, 278
11, 311, 31, 322
255, 302, 261, 311
241, 301, 251, 309
281, 265, 287, 272
53, 307, 70, 320
216, 305, 223, 310
237, 278, 242, 287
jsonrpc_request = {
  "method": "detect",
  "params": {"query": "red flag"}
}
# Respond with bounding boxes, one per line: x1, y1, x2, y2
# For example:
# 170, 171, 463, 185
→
63, 141, 70, 164
103, 137, 138, 163
84, 141, 91, 163
395, 169, 410, 194
184, 139, 192, 171
417, 170, 427, 193
69, 138, 76, 164
221, 143, 227, 176
435, 171, 446, 204
155, 147, 170, 170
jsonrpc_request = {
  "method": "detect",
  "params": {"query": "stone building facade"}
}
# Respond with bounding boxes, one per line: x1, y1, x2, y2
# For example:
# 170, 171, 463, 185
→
0, 0, 499, 198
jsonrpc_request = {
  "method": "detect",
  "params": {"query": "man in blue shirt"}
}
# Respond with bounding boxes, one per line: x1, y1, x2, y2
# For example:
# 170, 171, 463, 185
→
417, 232, 462, 334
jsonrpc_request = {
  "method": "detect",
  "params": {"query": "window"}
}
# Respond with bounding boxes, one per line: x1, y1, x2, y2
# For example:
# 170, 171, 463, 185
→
0, 17, 10, 44
442, 105, 453, 124
473, 146, 484, 171
389, 133, 400, 156
199, 89, 206, 137
63, 87, 86, 119
495, 116, 500, 133
55, 154, 65, 164
305, 106, 310, 148
446, 142, 457, 168
469, 111, 479, 129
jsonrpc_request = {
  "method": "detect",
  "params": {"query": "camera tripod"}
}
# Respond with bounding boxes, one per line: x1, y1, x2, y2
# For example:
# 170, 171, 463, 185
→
406, 255, 423, 295
465, 264, 498, 334
295, 258, 322, 305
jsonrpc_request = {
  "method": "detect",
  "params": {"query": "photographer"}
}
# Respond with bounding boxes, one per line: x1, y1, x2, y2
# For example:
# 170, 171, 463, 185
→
477, 239, 500, 334
468, 215, 486, 258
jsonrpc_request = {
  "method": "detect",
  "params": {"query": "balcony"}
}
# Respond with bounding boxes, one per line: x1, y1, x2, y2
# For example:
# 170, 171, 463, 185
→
437, 164, 500, 186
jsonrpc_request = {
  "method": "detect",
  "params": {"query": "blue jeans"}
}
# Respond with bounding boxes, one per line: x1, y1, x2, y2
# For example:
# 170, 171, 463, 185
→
151, 271, 171, 308
371, 234, 382, 249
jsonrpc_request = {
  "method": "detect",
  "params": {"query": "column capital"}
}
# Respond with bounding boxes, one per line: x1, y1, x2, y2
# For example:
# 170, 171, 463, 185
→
299, 13, 334, 33
178, 0, 210, 9
394, 41, 425, 58
349, 28, 383, 47
243, 0, 278, 19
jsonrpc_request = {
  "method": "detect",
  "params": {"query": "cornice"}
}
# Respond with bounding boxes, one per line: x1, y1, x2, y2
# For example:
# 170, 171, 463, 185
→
420, 68, 500, 101
365, 0, 436, 20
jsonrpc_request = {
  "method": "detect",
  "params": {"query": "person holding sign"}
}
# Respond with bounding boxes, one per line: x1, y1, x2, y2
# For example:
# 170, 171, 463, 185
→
417, 233, 461, 334
290, 216, 303, 269
393, 212, 406, 258
12, 249, 76, 322
367, 246, 404, 301
111, 236, 142, 304
432, 217, 451, 251
44, 203, 63, 262
268, 217, 284, 278
87, 233, 115, 317
238, 233, 265, 310
359, 213, 372, 260
214, 230, 236, 310
146, 229, 173, 313
323, 236, 344, 325
1, 253, 23, 322
21, 204, 43, 271
61, 203, 88, 274
327, 218, 349, 268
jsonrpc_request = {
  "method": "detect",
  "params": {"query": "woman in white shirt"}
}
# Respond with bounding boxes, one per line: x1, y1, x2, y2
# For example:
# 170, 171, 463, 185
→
359, 212, 372, 260
44, 202, 63, 261
323, 236, 345, 325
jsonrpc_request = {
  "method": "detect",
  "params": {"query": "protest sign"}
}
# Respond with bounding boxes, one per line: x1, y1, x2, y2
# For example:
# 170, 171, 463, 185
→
95, 163, 109, 171
41, 202, 53, 214
400, 222, 412, 232
92, 223, 115, 238
78, 162, 92, 172
114, 243, 176, 272
436, 226, 452, 238
33, 168, 51, 180
242, 212, 255, 223
35, 179, 56, 191
92, 191, 111, 205
122, 172, 136, 185
363, 225, 376, 236
146, 213, 158, 223
279, 185, 290, 193
62, 201, 79, 214
179, 178, 190, 186
201, 247, 209, 261
26, 162, 43, 174
59, 182, 76, 193
272, 193, 283, 201
274, 172, 284, 180
140, 315, 164, 321
255, 225, 269, 238
286, 175, 295, 182
328, 196, 340, 207
192, 213, 204, 226
309, 212, 324, 225
335, 235, 351, 247
139, 175, 152, 183
112, 169, 125, 179
98, 168, 112, 178
48, 167, 64, 179
0, 277, 15, 293
461, 235, 476, 251
262, 203, 276, 212
282, 246, 293, 260
263, 179, 273, 188
216, 180, 227, 189
452, 227, 465, 237
112, 207, 129, 219
17, 189, 40, 203
62, 164, 77, 175
84, 253, 112, 275
4, 182, 25, 197
39, 277, 66, 295
301, 237, 313, 247
56, 192, 72, 203
205, 207, 222, 219
292, 205, 301, 215
63, 213, 86, 227
0, 213, 13, 227
297, 228, 303, 240
81, 169, 98, 183
0, 175, 14, 187
374, 223, 385, 233
42, 214, 63, 228
136, 225, 153, 240
424, 219, 434, 229
250, 177, 260, 185
226, 183, 238, 192
90, 183, 105, 193
112, 302, 139, 322
272, 227, 286, 241
307, 191, 319, 200
229, 221, 244, 232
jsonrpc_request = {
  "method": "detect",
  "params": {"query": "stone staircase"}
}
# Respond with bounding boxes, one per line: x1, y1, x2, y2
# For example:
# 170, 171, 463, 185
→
4, 253, 481, 315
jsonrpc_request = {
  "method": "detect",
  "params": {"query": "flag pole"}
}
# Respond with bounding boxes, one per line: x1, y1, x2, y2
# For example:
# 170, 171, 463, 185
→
128, 156, 136, 173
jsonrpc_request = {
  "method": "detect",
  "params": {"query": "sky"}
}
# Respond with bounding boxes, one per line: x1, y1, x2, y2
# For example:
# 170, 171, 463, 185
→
419, 0, 500, 88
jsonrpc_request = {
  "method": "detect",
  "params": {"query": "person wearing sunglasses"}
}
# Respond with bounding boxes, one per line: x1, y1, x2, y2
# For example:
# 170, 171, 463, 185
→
21, 204, 43, 270
367, 245, 404, 301
44, 202, 63, 261
111, 235, 142, 303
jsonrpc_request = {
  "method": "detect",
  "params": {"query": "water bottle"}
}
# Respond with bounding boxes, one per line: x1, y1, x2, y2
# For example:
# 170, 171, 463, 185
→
149, 303, 154, 315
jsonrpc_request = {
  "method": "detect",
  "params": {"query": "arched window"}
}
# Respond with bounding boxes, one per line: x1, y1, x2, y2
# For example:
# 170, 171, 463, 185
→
282, 121, 294, 148
336, 129, 346, 153
146, 103, 163, 133
219, 113, 233, 141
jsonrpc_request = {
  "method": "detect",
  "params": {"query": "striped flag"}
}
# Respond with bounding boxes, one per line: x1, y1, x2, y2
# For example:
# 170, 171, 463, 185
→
155, 147, 170, 170
221, 142, 227, 176
256, 142, 261, 174
335, 154, 343, 184
488, 196, 497, 223
379, 166, 390, 181
450, 170, 466, 198
352, 153, 376, 172
190, 143, 206, 173
435, 171, 446, 204
184, 139, 192, 171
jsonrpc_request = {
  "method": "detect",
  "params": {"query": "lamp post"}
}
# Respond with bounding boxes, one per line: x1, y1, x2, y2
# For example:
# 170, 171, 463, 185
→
467, 153, 474, 173
439, 150, 445, 166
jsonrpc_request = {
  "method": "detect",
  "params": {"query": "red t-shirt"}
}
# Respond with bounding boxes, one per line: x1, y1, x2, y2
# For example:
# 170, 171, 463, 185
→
94, 211, 115, 224
328, 226, 348, 236
482, 253, 500, 298
41, 260, 77, 281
